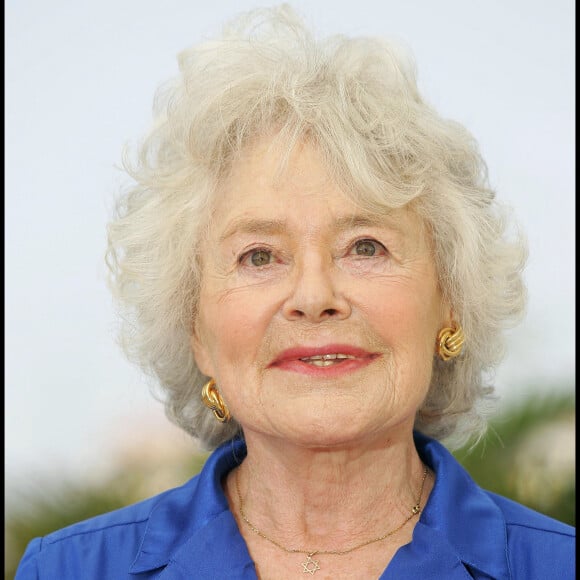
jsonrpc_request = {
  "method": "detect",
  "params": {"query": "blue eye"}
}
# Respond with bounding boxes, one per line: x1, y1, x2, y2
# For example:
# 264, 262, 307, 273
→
352, 239, 385, 257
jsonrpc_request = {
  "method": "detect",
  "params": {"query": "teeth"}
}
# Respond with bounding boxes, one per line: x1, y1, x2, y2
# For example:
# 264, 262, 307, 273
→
309, 359, 336, 367
300, 354, 355, 364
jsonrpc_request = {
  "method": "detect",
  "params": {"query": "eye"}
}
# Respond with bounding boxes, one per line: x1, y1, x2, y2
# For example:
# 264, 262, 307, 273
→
241, 248, 274, 267
350, 239, 387, 257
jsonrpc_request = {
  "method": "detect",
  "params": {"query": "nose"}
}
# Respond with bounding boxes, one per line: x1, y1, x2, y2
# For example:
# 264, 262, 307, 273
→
282, 257, 351, 323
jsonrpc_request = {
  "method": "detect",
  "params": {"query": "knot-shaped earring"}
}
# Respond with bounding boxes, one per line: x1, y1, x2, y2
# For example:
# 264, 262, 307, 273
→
437, 325, 465, 361
201, 378, 231, 422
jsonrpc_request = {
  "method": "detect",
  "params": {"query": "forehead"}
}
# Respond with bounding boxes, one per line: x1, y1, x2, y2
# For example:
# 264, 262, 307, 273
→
220, 135, 333, 202
211, 135, 427, 242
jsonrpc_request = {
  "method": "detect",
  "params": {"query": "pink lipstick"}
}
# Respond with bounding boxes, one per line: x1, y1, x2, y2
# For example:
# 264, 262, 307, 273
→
269, 344, 379, 377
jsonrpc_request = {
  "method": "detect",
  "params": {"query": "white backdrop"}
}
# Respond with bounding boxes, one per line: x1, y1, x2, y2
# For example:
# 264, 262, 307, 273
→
6, 0, 574, 489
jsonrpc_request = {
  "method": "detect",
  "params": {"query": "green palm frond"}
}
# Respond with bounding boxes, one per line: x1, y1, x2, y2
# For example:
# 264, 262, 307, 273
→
454, 390, 575, 527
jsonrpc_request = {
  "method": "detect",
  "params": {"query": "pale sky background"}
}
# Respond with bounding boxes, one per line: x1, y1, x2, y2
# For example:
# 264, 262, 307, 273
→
6, 0, 575, 491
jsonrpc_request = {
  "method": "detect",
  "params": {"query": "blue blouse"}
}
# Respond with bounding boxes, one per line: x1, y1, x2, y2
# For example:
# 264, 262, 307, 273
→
16, 432, 575, 579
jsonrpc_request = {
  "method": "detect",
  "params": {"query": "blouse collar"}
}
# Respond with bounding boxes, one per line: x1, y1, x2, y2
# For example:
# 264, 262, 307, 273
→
129, 433, 510, 579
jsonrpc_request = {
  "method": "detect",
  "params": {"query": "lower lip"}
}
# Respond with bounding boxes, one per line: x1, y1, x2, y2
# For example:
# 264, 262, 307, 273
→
270, 356, 378, 377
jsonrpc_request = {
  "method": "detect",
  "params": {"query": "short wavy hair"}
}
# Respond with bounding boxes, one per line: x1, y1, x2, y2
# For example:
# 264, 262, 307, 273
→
106, 5, 527, 451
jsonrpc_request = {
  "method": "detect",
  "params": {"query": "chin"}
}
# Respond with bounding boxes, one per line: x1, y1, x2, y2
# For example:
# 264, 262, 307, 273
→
278, 416, 379, 450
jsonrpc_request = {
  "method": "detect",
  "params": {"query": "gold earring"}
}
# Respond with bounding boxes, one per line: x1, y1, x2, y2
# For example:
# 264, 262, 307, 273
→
437, 325, 465, 361
201, 378, 231, 423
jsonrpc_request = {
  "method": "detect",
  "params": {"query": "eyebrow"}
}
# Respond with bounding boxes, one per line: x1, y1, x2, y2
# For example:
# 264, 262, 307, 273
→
219, 218, 288, 242
333, 214, 401, 231
218, 212, 404, 242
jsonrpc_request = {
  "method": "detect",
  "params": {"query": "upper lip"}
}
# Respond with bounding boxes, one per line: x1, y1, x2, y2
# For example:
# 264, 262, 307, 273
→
270, 344, 377, 365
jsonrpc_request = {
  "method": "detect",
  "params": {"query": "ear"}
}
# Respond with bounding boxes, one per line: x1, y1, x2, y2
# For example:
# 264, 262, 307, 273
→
190, 324, 215, 378
439, 299, 455, 329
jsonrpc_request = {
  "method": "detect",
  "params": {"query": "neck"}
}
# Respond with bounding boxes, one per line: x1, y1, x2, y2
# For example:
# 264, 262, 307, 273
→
226, 428, 430, 550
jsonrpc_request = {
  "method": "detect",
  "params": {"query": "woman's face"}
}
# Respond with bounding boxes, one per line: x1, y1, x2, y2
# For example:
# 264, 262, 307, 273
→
191, 136, 449, 448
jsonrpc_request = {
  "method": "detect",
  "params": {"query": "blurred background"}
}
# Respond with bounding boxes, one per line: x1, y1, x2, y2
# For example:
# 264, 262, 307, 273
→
6, 0, 574, 577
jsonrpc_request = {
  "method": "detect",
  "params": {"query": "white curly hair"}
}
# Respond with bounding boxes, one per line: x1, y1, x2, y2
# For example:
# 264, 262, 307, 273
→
106, 4, 527, 451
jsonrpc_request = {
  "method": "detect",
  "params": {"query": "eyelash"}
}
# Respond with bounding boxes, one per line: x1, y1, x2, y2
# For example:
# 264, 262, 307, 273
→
348, 238, 388, 257
238, 247, 275, 267
237, 238, 388, 268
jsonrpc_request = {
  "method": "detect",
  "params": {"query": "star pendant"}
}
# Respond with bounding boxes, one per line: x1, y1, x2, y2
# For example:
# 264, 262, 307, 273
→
301, 554, 320, 575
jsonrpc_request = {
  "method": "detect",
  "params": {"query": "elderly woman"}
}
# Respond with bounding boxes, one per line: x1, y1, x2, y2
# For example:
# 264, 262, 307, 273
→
16, 6, 574, 580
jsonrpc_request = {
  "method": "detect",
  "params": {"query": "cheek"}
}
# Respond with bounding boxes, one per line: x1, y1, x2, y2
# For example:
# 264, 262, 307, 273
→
362, 283, 441, 354
198, 310, 247, 366
371, 289, 440, 400
196, 285, 277, 365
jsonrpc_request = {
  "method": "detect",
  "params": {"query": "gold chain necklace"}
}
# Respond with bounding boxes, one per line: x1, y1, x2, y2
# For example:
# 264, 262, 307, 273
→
235, 464, 428, 575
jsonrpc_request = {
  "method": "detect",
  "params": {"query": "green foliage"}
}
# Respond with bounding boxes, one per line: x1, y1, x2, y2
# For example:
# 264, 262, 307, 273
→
5, 453, 209, 580
454, 390, 575, 527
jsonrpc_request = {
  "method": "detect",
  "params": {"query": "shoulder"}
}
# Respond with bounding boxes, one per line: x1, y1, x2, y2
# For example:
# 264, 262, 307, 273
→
487, 490, 574, 537
416, 433, 575, 578
15, 476, 202, 580
485, 491, 575, 578
46, 491, 164, 543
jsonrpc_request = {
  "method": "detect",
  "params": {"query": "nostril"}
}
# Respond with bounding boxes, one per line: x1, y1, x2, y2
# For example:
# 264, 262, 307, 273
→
290, 307, 338, 320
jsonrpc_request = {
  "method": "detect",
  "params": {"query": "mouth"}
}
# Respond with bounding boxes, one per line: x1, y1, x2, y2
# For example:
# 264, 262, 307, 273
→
269, 345, 378, 375
297, 353, 357, 367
